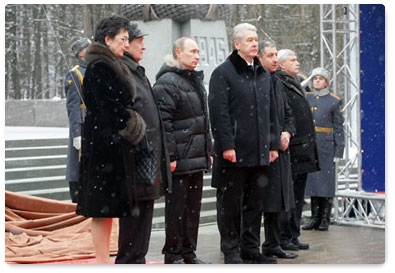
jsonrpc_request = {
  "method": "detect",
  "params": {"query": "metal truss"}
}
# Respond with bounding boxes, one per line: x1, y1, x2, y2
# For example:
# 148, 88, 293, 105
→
319, 4, 385, 228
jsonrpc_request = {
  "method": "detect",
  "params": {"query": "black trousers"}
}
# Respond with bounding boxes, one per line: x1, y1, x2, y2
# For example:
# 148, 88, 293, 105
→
162, 172, 203, 261
261, 212, 282, 250
279, 172, 307, 245
115, 199, 154, 264
216, 167, 267, 257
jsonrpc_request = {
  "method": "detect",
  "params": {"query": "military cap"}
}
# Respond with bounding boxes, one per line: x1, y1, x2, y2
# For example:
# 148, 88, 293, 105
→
71, 38, 91, 58
128, 22, 148, 41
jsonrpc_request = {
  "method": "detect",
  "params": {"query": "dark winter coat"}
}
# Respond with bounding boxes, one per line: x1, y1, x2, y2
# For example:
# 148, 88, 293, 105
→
208, 50, 281, 188
306, 88, 345, 197
76, 42, 139, 218
263, 72, 296, 212
276, 70, 320, 175
152, 56, 212, 176
64, 59, 86, 183
121, 53, 172, 200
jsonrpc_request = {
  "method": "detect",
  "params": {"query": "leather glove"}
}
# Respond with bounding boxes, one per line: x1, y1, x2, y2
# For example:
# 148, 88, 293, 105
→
73, 136, 81, 150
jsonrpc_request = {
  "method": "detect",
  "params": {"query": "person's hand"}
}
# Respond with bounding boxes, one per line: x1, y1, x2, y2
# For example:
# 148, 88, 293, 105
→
281, 131, 291, 151
333, 157, 341, 163
269, 150, 279, 163
223, 149, 236, 163
73, 136, 81, 150
170, 161, 177, 172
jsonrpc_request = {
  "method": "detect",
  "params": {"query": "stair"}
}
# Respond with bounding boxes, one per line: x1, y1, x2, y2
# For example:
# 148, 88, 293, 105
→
4, 138, 217, 228
4, 136, 358, 230
5, 139, 70, 201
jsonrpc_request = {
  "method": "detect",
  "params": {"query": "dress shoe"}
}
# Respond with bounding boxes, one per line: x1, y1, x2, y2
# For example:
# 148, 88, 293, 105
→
292, 239, 309, 250
241, 252, 277, 264
281, 242, 299, 251
262, 247, 298, 259
184, 257, 211, 264
165, 259, 185, 264
224, 254, 243, 264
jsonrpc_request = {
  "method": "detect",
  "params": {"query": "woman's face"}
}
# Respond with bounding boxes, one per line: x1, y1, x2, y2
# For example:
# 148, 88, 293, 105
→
105, 29, 129, 58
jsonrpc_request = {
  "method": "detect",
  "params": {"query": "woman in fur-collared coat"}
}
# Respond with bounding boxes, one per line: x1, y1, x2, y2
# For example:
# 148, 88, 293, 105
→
76, 16, 145, 263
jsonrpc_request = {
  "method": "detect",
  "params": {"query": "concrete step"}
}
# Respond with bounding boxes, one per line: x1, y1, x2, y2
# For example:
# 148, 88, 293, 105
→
4, 136, 360, 229
4, 136, 217, 227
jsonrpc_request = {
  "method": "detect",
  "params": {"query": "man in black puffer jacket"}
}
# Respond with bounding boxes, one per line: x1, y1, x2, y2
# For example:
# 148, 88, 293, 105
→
153, 37, 213, 264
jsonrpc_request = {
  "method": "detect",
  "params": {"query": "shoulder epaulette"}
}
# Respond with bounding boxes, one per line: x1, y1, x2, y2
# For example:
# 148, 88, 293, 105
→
330, 92, 341, 100
71, 65, 84, 87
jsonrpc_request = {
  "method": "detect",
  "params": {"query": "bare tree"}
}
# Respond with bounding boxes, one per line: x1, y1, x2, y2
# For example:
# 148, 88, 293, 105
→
4, 4, 321, 100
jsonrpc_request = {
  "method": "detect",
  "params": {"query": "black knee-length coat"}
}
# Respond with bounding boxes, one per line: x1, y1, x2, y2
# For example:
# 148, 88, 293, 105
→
276, 71, 320, 175
76, 42, 140, 218
263, 72, 296, 212
208, 50, 281, 189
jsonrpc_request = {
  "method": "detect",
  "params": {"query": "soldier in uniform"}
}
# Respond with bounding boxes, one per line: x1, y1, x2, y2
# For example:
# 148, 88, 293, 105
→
64, 38, 91, 202
303, 67, 345, 231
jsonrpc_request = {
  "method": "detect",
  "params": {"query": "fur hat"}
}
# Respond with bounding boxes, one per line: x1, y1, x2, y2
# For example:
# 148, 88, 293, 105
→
311, 67, 331, 83
71, 38, 91, 58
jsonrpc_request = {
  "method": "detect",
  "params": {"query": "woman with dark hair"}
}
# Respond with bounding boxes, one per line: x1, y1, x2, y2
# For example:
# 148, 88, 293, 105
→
76, 15, 146, 263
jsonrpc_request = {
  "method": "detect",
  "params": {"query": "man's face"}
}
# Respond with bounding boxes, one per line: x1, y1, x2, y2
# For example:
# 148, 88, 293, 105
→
177, 39, 200, 70
313, 75, 328, 90
279, 54, 300, 77
259, 46, 278, 73
128, 37, 146, 63
235, 29, 258, 62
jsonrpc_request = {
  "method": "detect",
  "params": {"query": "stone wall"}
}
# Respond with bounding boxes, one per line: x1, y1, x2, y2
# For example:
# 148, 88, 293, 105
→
5, 100, 69, 127
138, 19, 229, 87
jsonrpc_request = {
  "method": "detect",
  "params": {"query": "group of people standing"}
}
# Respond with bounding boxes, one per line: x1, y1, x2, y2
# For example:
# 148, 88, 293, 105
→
64, 15, 344, 264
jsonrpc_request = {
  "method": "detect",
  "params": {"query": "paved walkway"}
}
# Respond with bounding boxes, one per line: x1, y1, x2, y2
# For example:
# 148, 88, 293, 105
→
4, 126, 389, 269
145, 223, 385, 265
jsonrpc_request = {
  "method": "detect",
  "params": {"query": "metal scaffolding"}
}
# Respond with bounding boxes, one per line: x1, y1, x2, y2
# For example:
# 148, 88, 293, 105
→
320, 4, 384, 229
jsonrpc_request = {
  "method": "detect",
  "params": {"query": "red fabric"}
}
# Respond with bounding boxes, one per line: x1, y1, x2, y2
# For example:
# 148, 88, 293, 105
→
5, 191, 119, 264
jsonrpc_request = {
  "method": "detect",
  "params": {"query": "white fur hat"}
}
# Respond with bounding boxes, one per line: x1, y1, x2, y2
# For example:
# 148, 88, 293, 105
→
311, 67, 331, 83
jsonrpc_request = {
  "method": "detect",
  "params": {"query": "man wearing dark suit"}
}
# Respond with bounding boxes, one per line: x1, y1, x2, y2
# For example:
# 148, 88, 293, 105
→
209, 23, 281, 264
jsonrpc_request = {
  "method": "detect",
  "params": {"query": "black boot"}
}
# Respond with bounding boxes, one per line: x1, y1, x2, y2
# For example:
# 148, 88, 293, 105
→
318, 198, 333, 231
302, 197, 321, 230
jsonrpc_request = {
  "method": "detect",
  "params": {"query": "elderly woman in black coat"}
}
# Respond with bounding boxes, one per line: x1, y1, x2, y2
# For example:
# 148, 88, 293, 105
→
76, 15, 145, 263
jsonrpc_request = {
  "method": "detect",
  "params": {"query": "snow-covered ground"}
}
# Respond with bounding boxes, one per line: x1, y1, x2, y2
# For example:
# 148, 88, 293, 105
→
4, 126, 68, 140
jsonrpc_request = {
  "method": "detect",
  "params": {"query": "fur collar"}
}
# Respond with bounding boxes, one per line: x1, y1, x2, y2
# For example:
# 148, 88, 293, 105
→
312, 87, 330, 97
85, 42, 136, 101
228, 49, 263, 73
164, 54, 181, 69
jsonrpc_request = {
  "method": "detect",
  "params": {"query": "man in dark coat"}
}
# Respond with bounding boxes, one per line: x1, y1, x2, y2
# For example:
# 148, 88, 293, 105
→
153, 37, 213, 264
115, 22, 172, 264
276, 49, 320, 251
257, 40, 297, 259
303, 67, 345, 231
208, 23, 281, 264
64, 37, 90, 203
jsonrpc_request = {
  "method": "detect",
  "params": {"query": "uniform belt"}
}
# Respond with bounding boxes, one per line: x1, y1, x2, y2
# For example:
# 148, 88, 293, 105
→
315, 126, 333, 133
